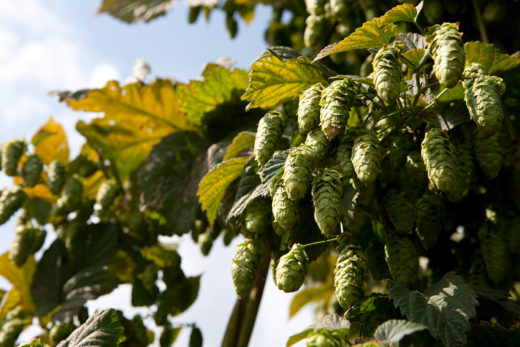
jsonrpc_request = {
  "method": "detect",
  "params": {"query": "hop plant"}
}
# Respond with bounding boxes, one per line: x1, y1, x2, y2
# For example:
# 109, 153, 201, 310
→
305, 0, 326, 15
312, 169, 343, 238
49, 323, 75, 344
244, 197, 271, 237
336, 133, 355, 179
283, 145, 315, 201
9, 225, 46, 267
384, 191, 415, 234
189, 326, 203, 347
304, 129, 330, 162
405, 151, 427, 184
2, 140, 25, 176
56, 174, 83, 212
46, 160, 66, 195
426, 22, 465, 88
22, 154, 43, 187
463, 63, 506, 133
384, 236, 418, 287
473, 126, 504, 179
298, 83, 325, 133
320, 79, 358, 140
275, 243, 308, 292
0, 187, 25, 225
372, 41, 403, 103
231, 239, 261, 298
351, 131, 380, 186
334, 246, 366, 309
304, 15, 328, 50
272, 185, 298, 230
254, 111, 287, 167
480, 224, 510, 283
306, 329, 344, 347
96, 179, 120, 209
388, 132, 415, 169
415, 192, 445, 249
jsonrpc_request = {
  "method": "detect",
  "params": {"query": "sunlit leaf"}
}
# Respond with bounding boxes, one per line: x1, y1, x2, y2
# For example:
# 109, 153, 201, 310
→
223, 131, 255, 161
380, 3, 418, 25
31, 117, 69, 165
141, 243, 180, 269
286, 329, 312, 347
402, 49, 426, 66
83, 170, 105, 200
290, 284, 334, 317
464, 42, 520, 75
0, 252, 36, 314
374, 319, 427, 343
97, 0, 176, 23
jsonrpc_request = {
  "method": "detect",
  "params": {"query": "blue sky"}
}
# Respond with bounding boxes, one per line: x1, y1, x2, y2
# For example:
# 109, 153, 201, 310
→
0, 1, 313, 346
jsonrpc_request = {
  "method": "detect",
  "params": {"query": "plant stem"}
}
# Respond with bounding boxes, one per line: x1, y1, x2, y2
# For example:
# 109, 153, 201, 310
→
413, 20, 425, 35
471, 0, 489, 43
302, 238, 339, 249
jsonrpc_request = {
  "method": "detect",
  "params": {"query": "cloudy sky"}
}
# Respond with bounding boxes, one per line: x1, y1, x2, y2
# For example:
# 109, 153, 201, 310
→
0, 1, 313, 346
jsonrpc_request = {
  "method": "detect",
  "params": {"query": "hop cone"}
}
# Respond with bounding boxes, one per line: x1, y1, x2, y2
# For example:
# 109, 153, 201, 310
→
254, 111, 287, 167
22, 154, 43, 187
2, 140, 25, 176
351, 131, 380, 186
275, 243, 308, 292
480, 224, 510, 283
330, 0, 348, 18
96, 179, 120, 209
320, 79, 357, 140
57, 174, 83, 211
384, 191, 415, 234
426, 23, 465, 88
415, 192, 445, 249
0, 187, 25, 225
272, 185, 298, 230
298, 83, 324, 133
244, 198, 271, 237
334, 246, 366, 309
47, 160, 66, 195
463, 63, 506, 133
405, 151, 427, 184
473, 127, 504, 179
305, 0, 326, 15
283, 145, 315, 201
0, 318, 26, 347
389, 132, 415, 169
9, 225, 46, 267
384, 236, 418, 287
189, 326, 203, 347
304, 15, 328, 50
304, 129, 330, 162
306, 329, 344, 347
231, 239, 261, 298
49, 323, 75, 344
337, 133, 355, 179
312, 169, 343, 238
372, 41, 403, 103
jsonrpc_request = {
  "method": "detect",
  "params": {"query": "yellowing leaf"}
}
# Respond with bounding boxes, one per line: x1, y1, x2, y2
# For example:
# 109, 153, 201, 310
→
98, 0, 176, 23
464, 41, 520, 75
290, 284, 334, 317
0, 252, 36, 314
83, 170, 106, 201
314, 17, 398, 61
198, 157, 248, 226
223, 131, 255, 161
242, 50, 326, 109
380, 3, 418, 25
31, 117, 69, 165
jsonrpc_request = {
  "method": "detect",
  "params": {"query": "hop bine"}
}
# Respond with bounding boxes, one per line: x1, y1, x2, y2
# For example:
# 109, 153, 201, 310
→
312, 169, 343, 238
231, 239, 261, 299
372, 41, 404, 103
320, 79, 358, 140
334, 246, 367, 309
275, 243, 308, 293
254, 111, 287, 167
298, 83, 325, 134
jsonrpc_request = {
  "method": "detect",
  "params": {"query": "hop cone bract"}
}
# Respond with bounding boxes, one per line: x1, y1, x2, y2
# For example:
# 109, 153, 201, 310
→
275, 243, 308, 292
320, 79, 357, 140
372, 41, 403, 103
351, 131, 380, 186
312, 169, 343, 238
231, 239, 261, 298
473, 127, 504, 179
22, 154, 43, 187
427, 23, 465, 88
415, 192, 445, 249
334, 246, 366, 309
2, 140, 25, 176
384, 236, 418, 287
47, 160, 66, 195
254, 111, 287, 167
298, 83, 324, 133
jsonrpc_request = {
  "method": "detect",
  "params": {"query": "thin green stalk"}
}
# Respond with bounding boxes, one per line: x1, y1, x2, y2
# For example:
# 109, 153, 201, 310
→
471, 0, 489, 43
302, 238, 339, 249
413, 20, 425, 35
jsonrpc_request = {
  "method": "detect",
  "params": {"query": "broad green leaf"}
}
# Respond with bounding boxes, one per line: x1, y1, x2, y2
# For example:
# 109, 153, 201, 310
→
286, 329, 312, 347
314, 18, 398, 61
141, 243, 180, 268
223, 131, 255, 161
374, 319, 427, 343
289, 285, 334, 317
466, 322, 520, 346
242, 50, 326, 109
97, 0, 175, 23
345, 294, 392, 338
388, 272, 478, 346
61, 79, 193, 180
380, 3, 418, 25
178, 64, 249, 126
57, 309, 125, 346
438, 84, 464, 102
465, 42, 520, 75
402, 49, 426, 66
0, 252, 36, 314
260, 149, 289, 192
226, 157, 263, 221
31, 117, 69, 165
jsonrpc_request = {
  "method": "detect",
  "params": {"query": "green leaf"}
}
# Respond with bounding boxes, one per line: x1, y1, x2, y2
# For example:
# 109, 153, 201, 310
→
402, 49, 426, 66
289, 285, 334, 317
242, 49, 326, 109
97, 0, 175, 23
438, 84, 464, 102
177, 64, 249, 126
464, 42, 520, 75
388, 272, 478, 346
314, 18, 398, 61
57, 309, 125, 346
158, 276, 201, 316
223, 131, 255, 161
226, 157, 263, 221
345, 294, 393, 338
259, 150, 289, 192
374, 319, 427, 344
198, 157, 248, 226
286, 329, 313, 347
141, 243, 180, 269
380, 3, 418, 25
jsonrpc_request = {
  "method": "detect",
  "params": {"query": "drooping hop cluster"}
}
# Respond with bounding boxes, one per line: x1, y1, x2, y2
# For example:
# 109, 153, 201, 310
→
463, 63, 506, 133
384, 236, 418, 287
283, 145, 316, 201
96, 179, 120, 209
0, 187, 25, 225
473, 127, 504, 179
272, 185, 298, 230
334, 246, 366, 309
49, 323, 75, 344
56, 174, 83, 212
384, 191, 415, 233
2, 140, 25, 176
46, 160, 66, 195
479, 224, 510, 284
336, 133, 355, 179
9, 220, 46, 267
244, 197, 271, 237
254, 111, 287, 167
275, 243, 309, 292
298, 83, 325, 133
22, 154, 43, 187
306, 329, 344, 347
426, 22, 465, 88
305, 129, 330, 162
415, 192, 445, 249
351, 131, 380, 186
320, 79, 358, 140
312, 169, 343, 238
372, 41, 404, 103
231, 239, 261, 298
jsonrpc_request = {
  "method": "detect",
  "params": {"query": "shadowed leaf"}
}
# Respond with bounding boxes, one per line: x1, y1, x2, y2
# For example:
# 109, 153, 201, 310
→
98, 0, 176, 23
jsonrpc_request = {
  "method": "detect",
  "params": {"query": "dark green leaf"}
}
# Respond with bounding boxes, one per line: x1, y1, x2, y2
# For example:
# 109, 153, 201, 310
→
466, 322, 520, 347
227, 157, 263, 221
97, 0, 175, 23
259, 150, 289, 192
374, 319, 427, 343
465, 42, 520, 75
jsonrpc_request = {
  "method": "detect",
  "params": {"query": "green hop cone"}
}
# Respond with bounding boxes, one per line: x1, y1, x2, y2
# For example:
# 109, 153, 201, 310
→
334, 246, 366, 309
312, 169, 343, 238
426, 22, 465, 88
351, 131, 380, 186
0, 187, 25, 225
231, 239, 261, 298
189, 326, 203, 347
336, 133, 355, 179
372, 41, 403, 103
22, 154, 43, 187
9, 226, 46, 267
330, 0, 349, 18
254, 111, 287, 167
298, 83, 324, 133
306, 329, 344, 347
56, 174, 83, 212
46, 160, 66, 195
415, 192, 445, 249
305, 129, 330, 162
275, 243, 308, 293
2, 140, 25, 176
305, 0, 326, 15
244, 197, 271, 237
96, 179, 120, 209
304, 15, 328, 50
282, 145, 315, 201
463, 63, 506, 133
384, 236, 418, 287
384, 191, 415, 234
0, 318, 26, 347
272, 184, 298, 230
49, 323, 75, 344
320, 79, 358, 140
473, 126, 504, 179
480, 224, 510, 283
